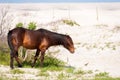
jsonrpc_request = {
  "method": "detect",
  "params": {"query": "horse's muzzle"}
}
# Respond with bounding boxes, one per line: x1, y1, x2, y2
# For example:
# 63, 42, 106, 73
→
70, 48, 75, 53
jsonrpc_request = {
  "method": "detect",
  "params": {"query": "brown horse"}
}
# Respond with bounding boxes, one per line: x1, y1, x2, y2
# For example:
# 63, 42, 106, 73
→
7, 27, 75, 69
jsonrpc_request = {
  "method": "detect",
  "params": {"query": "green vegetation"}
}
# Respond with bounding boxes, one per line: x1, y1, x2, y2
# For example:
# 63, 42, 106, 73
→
87, 70, 93, 74
0, 76, 8, 80
95, 72, 109, 77
57, 72, 67, 80
16, 22, 37, 30
28, 22, 36, 30
95, 24, 108, 27
66, 67, 74, 73
62, 19, 80, 26
44, 56, 64, 67
94, 77, 120, 80
16, 22, 23, 28
11, 69, 25, 74
37, 71, 49, 77
94, 72, 120, 80
36, 56, 65, 72
0, 51, 10, 65
74, 69, 86, 75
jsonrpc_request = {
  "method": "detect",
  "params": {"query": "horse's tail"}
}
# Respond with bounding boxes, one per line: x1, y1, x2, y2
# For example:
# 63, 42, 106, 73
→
7, 30, 14, 52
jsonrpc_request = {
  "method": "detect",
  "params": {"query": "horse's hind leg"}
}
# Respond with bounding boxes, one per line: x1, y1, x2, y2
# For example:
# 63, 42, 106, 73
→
32, 49, 40, 67
10, 51, 14, 69
10, 50, 22, 69
13, 46, 22, 67
14, 51, 22, 67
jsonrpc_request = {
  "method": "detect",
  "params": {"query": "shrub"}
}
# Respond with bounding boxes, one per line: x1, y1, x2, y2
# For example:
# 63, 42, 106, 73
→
16, 22, 23, 28
28, 22, 36, 30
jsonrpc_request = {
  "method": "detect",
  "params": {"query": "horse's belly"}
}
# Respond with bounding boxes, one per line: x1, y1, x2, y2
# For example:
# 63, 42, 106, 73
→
23, 34, 38, 49
23, 43, 37, 49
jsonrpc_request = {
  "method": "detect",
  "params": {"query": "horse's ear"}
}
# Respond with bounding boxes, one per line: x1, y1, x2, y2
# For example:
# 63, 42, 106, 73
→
65, 35, 70, 38
65, 35, 72, 40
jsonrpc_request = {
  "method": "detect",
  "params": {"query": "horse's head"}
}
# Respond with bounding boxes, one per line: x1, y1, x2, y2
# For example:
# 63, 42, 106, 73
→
64, 35, 75, 53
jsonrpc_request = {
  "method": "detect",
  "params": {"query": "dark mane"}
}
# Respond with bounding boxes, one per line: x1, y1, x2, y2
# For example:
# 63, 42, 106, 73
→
37, 28, 66, 36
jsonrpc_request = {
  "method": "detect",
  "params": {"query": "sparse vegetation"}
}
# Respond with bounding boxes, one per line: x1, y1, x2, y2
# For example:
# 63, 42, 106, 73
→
74, 69, 86, 75
37, 71, 49, 77
16, 22, 23, 28
11, 69, 25, 74
95, 72, 109, 77
57, 72, 67, 80
28, 22, 37, 30
62, 19, 80, 26
87, 70, 93, 74
0, 51, 10, 65
0, 76, 8, 80
95, 24, 108, 27
94, 72, 120, 80
66, 67, 74, 73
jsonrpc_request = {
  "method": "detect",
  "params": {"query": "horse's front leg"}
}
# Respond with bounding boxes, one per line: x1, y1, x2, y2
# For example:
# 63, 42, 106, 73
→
32, 49, 40, 67
40, 50, 45, 67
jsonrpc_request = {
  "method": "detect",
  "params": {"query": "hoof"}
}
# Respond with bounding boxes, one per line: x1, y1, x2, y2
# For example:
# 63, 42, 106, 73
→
10, 66, 14, 69
40, 64, 43, 67
18, 64, 22, 68
31, 65, 34, 68
31, 63, 35, 68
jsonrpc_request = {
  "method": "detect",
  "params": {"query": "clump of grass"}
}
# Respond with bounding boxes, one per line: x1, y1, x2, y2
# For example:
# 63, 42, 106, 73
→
105, 42, 116, 50
16, 22, 23, 28
37, 71, 49, 77
34, 56, 64, 68
94, 72, 119, 80
0, 76, 8, 80
62, 19, 80, 26
11, 69, 25, 74
40, 65, 63, 72
44, 56, 65, 67
33, 55, 65, 72
112, 25, 120, 32
95, 24, 108, 27
74, 69, 86, 75
0, 51, 10, 65
95, 72, 109, 77
94, 76, 120, 80
66, 67, 74, 73
87, 70, 93, 74
57, 72, 67, 80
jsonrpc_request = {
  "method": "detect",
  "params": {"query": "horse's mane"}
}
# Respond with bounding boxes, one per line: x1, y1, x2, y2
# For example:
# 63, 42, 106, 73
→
37, 28, 69, 37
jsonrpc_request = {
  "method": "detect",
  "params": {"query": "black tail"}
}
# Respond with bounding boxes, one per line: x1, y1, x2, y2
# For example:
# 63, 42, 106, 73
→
7, 30, 15, 69
7, 30, 14, 52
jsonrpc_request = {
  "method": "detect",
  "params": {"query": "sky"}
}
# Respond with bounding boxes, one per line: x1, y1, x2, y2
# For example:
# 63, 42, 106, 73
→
0, 0, 119, 3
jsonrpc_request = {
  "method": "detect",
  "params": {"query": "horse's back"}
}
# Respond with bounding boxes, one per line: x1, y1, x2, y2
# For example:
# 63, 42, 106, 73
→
9, 27, 25, 35
22, 29, 42, 49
